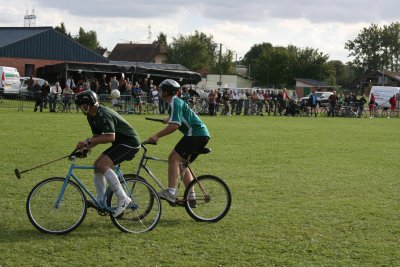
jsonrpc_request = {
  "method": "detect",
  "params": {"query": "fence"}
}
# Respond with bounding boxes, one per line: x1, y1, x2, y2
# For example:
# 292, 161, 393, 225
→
0, 92, 161, 114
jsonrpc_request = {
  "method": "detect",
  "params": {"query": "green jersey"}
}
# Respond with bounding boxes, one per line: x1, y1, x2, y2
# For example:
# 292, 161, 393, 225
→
87, 105, 140, 147
168, 96, 210, 137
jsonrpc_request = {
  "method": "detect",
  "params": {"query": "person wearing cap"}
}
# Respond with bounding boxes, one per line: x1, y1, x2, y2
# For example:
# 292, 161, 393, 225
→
147, 79, 210, 207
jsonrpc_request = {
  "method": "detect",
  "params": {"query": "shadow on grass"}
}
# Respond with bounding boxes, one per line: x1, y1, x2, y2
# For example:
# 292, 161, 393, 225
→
0, 216, 187, 243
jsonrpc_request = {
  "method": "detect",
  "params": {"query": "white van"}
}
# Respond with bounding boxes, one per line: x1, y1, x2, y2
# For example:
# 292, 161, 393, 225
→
369, 86, 400, 108
0, 66, 21, 94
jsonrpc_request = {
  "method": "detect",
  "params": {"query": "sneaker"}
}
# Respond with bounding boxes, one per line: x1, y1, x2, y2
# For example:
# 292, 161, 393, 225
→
188, 198, 197, 208
158, 189, 176, 203
113, 197, 132, 218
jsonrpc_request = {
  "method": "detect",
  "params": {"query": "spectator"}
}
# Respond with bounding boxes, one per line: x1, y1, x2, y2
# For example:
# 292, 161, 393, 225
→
90, 78, 99, 94
131, 82, 142, 114
42, 81, 50, 109
328, 90, 338, 117
250, 91, 258, 115
150, 85, 160, 114
309, 90, 318, 117
237, 90, 246, 115
62, 85, 74, 113
49, 82, 62, 112
110, 76, 119, 91
243, 90, 251, 116
357, 94, 367, 117
99, 74, 108, 95
74, 85, 84, 113
208, 89, 217, 116
389, 94, 397, 118
33, 80, 43, 112
27, 76, 34, 92
369, 93, 376, 118
230, 90, 239, 115
257, 90, 264, 116
222, 88, 231, 115
66, 76, 76, 90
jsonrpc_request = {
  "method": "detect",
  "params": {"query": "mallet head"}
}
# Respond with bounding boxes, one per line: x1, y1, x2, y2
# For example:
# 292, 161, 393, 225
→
14, 169, 21, 179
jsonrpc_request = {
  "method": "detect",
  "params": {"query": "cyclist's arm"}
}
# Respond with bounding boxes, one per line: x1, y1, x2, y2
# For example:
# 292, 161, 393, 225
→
77, 134, 113, 149
148, 123, 179, 143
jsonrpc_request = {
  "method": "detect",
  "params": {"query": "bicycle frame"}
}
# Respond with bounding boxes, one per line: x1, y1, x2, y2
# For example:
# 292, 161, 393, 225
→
55, 156, 124, 212
134, 144, 208, 200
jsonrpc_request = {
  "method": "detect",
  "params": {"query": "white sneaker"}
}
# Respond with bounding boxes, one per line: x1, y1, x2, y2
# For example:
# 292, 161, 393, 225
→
113, 197, 132, 217
158, 189, 176, 203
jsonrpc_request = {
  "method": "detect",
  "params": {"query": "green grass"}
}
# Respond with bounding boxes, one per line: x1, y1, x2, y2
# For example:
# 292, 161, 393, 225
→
0, 109, 399, 266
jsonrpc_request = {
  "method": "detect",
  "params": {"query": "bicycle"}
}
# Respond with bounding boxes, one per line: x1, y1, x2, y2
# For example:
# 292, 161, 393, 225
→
131, 140, 232, 222
25, 149, 162, 234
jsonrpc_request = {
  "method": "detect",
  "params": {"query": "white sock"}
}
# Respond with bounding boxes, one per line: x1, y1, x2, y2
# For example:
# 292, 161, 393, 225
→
104, 169, 127, 201
188, 191, 196, 199
94, 172, 106, 203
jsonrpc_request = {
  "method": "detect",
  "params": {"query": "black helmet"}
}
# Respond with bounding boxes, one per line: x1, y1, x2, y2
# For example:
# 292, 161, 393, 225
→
159, 79, 180, 95
75, 90, 98, 106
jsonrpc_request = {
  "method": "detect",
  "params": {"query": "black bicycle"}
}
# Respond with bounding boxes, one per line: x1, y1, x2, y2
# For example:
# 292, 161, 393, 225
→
129, 140, 232, 222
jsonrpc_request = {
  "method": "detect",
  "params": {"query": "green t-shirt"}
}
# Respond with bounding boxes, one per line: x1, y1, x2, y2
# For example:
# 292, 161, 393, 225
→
87, 105, 140, 147
168, 96, 210, 137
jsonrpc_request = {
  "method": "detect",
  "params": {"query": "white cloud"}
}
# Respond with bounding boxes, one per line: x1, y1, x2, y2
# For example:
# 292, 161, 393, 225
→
1, 0, 399, 62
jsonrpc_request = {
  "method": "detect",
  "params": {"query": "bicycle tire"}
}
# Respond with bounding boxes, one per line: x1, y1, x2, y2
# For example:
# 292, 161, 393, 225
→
26, 177, 87, 234
184, 175, 231, 222
381, 109, 389, 118
121, 174, 156, 220
108, 177, 161, 233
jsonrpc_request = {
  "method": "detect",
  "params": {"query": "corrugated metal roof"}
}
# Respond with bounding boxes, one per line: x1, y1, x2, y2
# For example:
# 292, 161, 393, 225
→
0, 27, 50, 47
0, 27, 108, 63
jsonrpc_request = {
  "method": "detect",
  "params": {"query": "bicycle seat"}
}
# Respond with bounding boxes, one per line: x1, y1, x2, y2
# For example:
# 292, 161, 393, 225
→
196, 147, 211, 154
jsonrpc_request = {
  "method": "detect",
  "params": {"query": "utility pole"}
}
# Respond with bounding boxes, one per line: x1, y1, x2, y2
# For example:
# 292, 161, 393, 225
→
218, 43, 222, 87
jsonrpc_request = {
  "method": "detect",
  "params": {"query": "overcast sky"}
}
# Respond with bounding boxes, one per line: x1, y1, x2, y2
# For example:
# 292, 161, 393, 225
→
0, 0, 398, 62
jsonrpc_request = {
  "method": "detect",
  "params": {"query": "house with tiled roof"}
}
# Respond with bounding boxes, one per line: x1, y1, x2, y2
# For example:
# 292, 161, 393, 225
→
348, 70, 400, 94
108, 43, 167, 63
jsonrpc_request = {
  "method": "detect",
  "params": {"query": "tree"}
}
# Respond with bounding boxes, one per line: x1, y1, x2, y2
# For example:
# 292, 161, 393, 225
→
153, 32, 167, 46
345, 22, 400, 72
74, 27, 100, 51
167, 31, 218, 73
54, 22, 71, 38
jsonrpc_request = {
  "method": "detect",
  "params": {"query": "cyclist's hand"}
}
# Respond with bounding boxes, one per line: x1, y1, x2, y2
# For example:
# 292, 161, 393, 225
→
77, 139, 90, 150
75, 149, 90, 158
147, 136, 158, 144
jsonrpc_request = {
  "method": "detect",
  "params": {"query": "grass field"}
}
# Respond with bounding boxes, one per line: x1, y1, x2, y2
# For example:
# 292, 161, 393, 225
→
0, 108, 399, 266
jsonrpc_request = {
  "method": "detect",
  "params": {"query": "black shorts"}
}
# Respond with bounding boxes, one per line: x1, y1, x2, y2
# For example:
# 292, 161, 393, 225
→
174, 136, 210, 163
102, 144, 140, 165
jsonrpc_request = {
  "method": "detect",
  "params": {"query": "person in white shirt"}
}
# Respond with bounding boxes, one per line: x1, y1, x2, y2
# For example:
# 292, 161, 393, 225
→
48, 82, 62, 112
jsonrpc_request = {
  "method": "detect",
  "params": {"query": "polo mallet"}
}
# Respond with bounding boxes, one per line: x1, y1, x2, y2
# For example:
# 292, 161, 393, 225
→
14, 151, 76, 179
145, 117, 164, 123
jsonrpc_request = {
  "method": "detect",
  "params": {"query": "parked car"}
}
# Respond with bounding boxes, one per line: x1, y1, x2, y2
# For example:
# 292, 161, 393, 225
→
19, 77, 46, 92
0, 66, 21, 94
300, 91, 333, 107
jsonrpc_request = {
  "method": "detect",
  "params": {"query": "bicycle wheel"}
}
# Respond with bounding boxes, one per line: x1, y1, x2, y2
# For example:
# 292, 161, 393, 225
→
319, 108, 328, 117
108, 177, 161, 233
26, 177, 87, 234
381, 109, 389, 118
184, 175, 231, 222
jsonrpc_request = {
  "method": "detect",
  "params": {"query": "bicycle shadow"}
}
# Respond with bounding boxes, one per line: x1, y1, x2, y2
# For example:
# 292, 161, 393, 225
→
0, 216, 189, 244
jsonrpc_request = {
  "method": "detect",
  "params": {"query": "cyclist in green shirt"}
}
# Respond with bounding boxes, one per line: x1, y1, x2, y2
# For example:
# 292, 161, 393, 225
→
148, 79, 210, 206
74, 90, 141, 217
